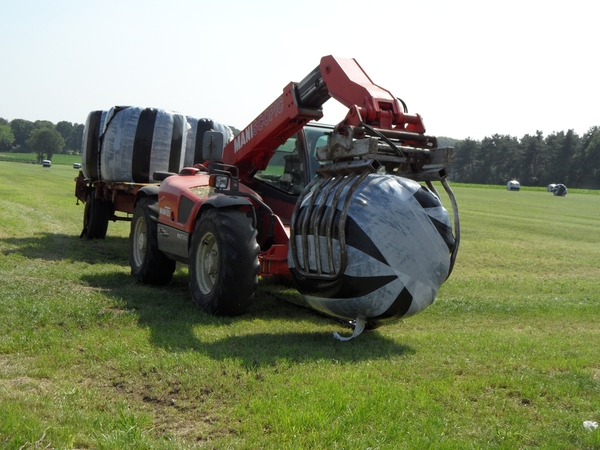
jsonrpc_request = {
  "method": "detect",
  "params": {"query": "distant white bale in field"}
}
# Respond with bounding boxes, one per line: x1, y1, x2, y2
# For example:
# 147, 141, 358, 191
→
583, 421, 598, 431
507, 180, 520, 191
547, 184, 557, 192
553, 184, 568, 196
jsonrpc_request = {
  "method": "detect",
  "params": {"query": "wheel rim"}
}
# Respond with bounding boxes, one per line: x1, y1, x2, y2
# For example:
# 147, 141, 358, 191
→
195, 231, 218, 294
133, 216, 147, 267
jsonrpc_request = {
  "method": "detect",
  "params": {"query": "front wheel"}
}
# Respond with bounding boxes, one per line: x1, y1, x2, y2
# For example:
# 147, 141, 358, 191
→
129, 197, 176, 285
189, 208, 259, 316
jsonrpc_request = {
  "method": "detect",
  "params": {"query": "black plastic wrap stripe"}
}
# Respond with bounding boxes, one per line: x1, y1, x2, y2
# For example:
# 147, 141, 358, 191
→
132, 108, 158, 183
168, 114, 184, 173
371, 287, 413, 321
85, 111, 103, 180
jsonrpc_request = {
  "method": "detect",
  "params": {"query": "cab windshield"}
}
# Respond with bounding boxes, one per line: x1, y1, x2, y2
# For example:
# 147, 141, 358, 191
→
254, 126, 330, 195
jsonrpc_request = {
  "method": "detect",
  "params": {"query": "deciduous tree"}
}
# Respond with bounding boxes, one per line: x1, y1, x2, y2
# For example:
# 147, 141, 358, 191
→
26, 128, 64, 163
70, 123, 84, 152
0, 124, 15, 152
55, 121, 85, 152
9, 119, 34, 151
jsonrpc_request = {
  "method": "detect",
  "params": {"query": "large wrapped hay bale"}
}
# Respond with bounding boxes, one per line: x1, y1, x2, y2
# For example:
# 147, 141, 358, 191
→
289, 174, 455, 332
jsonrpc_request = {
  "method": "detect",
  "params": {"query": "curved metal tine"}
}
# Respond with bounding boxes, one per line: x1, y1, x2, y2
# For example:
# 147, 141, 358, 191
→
301, 177, 334, 274
322, 175, 355, 276
426, 180, 440, 199
290, 176, 323, 272
441, 178, 460, 279
310, 176, 342, 275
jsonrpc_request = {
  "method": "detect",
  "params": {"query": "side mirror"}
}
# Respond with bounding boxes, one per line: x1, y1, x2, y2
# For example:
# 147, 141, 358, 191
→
201, 131, 225, 161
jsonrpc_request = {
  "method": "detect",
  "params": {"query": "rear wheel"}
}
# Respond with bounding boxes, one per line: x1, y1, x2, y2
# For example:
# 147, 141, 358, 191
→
189, 208, 259, 316
129, 197, 176, 285
81, 190, 110, 239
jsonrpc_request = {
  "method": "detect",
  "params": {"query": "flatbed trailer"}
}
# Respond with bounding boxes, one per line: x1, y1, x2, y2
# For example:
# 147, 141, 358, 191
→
75, 171, 158, 239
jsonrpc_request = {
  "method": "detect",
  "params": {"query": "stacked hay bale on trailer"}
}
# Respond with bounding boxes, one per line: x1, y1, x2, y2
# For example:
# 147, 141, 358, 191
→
75, 106, 232, 239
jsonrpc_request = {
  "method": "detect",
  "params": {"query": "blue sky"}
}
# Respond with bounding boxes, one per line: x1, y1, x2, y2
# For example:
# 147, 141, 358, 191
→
1, 0, 597, 140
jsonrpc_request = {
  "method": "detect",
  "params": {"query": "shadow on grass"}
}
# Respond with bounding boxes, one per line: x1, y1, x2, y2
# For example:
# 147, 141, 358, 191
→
2, 232, 414, 363
80, 270, 415, 365
196, 330, 414, 368
0, 232, 130, 265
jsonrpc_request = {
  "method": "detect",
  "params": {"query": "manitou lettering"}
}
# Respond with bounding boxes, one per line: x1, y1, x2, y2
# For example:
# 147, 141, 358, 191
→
233, 96, 285, 153
254, 96, 285, 132
234, 126, 253, 153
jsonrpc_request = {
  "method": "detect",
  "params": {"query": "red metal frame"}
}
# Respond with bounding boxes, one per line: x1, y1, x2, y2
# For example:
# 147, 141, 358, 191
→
222, 83, 323, 183
319, 55, 426, 133
222, 56, 428, 183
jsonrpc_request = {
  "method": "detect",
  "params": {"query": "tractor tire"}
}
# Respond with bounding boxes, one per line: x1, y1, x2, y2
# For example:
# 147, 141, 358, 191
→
81, 190, 110, 239
189, 208, 259, 316
129, 197, 176, 285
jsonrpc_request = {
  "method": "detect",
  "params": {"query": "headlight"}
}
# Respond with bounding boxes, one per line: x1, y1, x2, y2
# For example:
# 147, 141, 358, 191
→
209, 174, 229, 190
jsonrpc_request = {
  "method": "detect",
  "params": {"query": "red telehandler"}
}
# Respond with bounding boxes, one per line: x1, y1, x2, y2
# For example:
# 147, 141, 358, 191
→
80, 55, 460, 339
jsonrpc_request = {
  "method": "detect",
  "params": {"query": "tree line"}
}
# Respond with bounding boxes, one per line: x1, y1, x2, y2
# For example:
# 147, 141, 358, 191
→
0, 117, 84, 163
1, 116, 599, 189
441, 127, 600, 190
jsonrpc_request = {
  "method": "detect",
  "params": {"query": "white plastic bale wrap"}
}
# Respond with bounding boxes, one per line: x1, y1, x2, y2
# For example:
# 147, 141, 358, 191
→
81, 108, 234, 182
507, 180, 520, 191
184, 117, 234, 167
289, 174, 455, 326
98, 107, 188, 183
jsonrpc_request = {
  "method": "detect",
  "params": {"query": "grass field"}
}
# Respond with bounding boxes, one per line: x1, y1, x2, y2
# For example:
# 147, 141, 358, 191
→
0, 161, 599, 449
0, 152, 81, 165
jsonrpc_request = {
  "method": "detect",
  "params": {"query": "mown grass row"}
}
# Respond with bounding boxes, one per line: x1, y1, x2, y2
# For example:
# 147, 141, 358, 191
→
0, 161, 598, 449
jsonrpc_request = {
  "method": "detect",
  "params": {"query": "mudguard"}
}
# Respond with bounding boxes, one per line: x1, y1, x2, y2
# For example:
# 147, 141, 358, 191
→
200, 194, 254, 210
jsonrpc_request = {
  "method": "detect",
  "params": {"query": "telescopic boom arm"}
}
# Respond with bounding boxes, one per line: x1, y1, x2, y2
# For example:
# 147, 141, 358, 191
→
222, 55, 431, 183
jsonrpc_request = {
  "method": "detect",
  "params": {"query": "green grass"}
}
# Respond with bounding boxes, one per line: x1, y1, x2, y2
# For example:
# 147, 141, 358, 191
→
0, 152, 81, 165
0, 161, 599, 449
